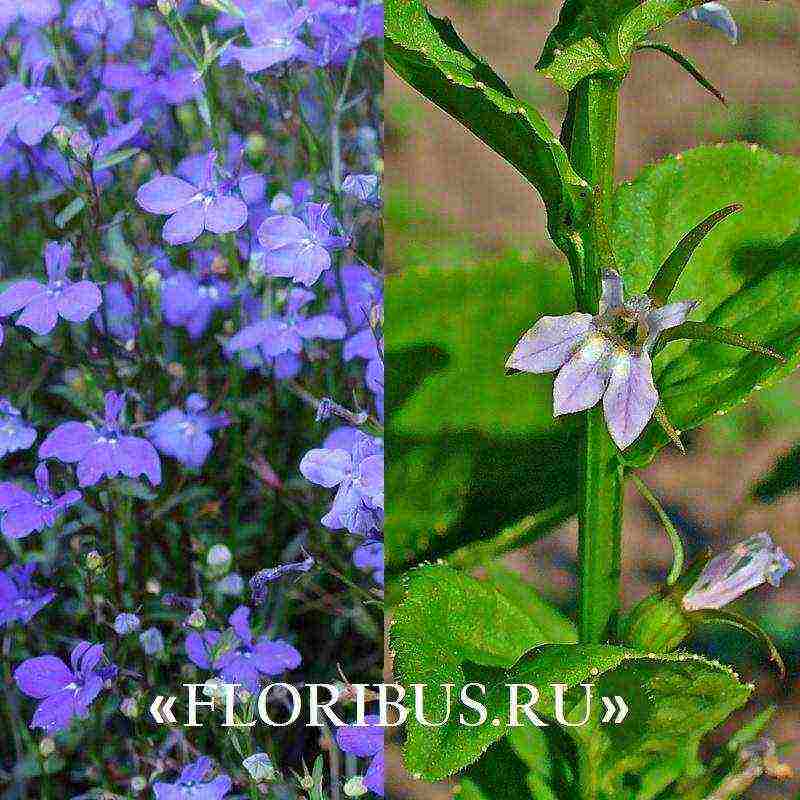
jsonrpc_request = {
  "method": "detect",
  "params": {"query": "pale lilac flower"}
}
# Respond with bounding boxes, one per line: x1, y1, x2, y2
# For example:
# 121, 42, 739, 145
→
0, 399, 36, 457
228, 2, 316, 73
0, 242, 101, 335
242, 752, 275, 782
39, 391, 161, 488
113, 613, 141, 635
299, 432, 383, 534
250, 556, 315, 603
506, 270, 698, 450
185, 606, 301, 693
227, 287, 346, 358
68, 0, 134, 54
215, 573, 245, 597
139, 627, 165, 656
257, 203, 347, 286
336, 715, 384, 797
14, 642, 110, 733
0, 0, 60, 33
0, 61, 61, 146
0, 463, 81, 539
682, 3, 738, 44
148, 394, 230, 469
153, 756, 232, 800
683, 532, 794, 612
342, 173, 380, 204
136, 151, 248, 246
0, 563, 55, 626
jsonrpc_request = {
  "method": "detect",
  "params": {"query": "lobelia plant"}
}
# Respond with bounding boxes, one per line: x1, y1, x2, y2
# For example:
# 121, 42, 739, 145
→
387, 1, 798, 799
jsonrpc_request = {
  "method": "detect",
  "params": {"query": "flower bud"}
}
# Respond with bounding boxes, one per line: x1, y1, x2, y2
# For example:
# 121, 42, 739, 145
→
207, 543, 232, 574
69, 129, 93, 163
85, 550, 104, 572
216, 573, 244, 596
120, 697, 139, 719
113, 612, 141, 635
298, 774, 315, 791
146, 578, 161, 595
156, 0, 176, 14
344, 776, 368, 797
243, 753, 276, 782
619, 592, 691, 653
203, 677, 226, 700
186, 609, 207, 629
130, 775, 147, 793
139, 627, 165, 656
39, 737, 56, 757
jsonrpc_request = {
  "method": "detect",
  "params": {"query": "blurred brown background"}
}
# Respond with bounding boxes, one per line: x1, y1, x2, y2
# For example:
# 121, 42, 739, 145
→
386, 2, 800, 798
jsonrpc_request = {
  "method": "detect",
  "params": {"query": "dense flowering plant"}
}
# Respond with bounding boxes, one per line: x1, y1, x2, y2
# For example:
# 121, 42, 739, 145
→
387, 1, 798, 799
0, 0, 383, 797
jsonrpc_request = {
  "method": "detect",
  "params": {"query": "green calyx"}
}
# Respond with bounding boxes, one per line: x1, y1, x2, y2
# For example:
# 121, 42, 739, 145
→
618, 592, 691, 653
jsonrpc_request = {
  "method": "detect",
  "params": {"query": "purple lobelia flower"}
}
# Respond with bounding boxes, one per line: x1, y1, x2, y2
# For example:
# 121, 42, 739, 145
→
93, 281, 138, 344
136, 151, 248, 246
353, 540, 383, 587
682, 3, 738, 44
161, 269, 233, 339
299, 432, 383, 535
227, 287, 346, 359
0, 241, 101, 336
257, 202, 348, 286
0, 60, 61, 147
336, 715, 384, 797
67, 0, 134, 54
228, 2, 316, 73
249, 556, 315, 604
0, 399, 36, 457
185, 606, 301, 694
506, 269, 698, 450
153, 756, 232, 800
39, 391, 161, 488
342, 173, 380, 205
0, 463, 81, 539
0, 563, 55, 626
148, 393, 230, 469
14, 641, 110, 733
683, 532, 794, 612
0, 0, 60, 33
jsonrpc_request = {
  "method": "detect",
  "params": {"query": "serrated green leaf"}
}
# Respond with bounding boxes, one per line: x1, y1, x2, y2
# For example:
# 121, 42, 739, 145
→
612, 144, 800, 466
385, 0, 587, 226
55, 196, 86, 228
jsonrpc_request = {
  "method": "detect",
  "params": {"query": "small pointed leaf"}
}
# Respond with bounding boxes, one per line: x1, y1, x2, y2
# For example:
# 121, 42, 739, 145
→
636, 41, 725, 104
647, 204, 742, 305
659, 321, 787, 363
653, 402, 685, 454
694, 608, 786, 678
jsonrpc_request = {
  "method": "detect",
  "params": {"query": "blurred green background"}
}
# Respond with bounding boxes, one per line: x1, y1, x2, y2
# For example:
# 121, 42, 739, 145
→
385, 1, 800, 797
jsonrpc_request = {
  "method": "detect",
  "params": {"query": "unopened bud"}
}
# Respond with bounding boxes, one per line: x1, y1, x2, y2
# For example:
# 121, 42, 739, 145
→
130, 775, 147, 793
120, 697, 139, 719
344, 776, 368, 797
85, 550, 104, 572
156, 0, 176, 14
39, 737, 56, 757
243, 753, 276, 782
186, 609, 207, 629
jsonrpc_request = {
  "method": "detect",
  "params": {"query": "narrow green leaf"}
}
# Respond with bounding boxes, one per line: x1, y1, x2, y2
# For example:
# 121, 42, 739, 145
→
659, 320, 787, 363
646, 203, 741, 305
55, 196, 86, 228
653, 402, 686, 453
725, 706, 776, 753
636, 41, 726, 104
93, 147, 140, 171
386, 0, 588, 226
695, 609, 786, 678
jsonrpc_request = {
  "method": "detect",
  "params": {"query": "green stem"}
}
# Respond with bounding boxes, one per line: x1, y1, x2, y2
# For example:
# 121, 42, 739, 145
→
565, 75, 624, 644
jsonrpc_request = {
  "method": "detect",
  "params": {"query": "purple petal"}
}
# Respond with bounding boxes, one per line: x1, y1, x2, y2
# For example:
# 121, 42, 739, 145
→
39, 422, 96, 462
603, 351, 659, 450
229, 605, 252, 645
115, 436, 162, 485
163, 203, 205, 245
644, 299, 699, 349
205, 196, 248, 235
76, 442, 117, 487
295, 314, 346, 341
227, 320, 274, 352
56, 281, 102, 322
364, 751, 385, 797
16, 294, 58, 335
336, 717, 383, 757
299, 448, 351, 488
14, 655, 73, 699
251, 638, 302, 674
506, 314, 593, 374
552, 335, 613, 415
0, 483, 33, 510
257, 215, 309, 248
30, 690, 76, 732
185, 631, 213, 669
136, 175, 198, 214
16, 100, 60, 146
0, 280, 45, 316
2, 501, 45, 539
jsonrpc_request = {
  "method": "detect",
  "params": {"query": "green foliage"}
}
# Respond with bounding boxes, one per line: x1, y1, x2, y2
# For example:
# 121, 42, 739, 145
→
613, 143, 800, 466
384, 0, 588, 228
393, 565, 752, 796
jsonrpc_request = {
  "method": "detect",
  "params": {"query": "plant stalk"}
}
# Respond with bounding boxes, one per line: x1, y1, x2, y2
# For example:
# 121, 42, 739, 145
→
565, 75, 624, 644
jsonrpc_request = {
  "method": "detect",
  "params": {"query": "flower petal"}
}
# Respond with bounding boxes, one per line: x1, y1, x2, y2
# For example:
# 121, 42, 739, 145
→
603, 351, 659, 450
39, 422, 96, 463
506, 314, 593, 374
56, 281, 102, 322
16, 294, 58, 335
599, 270, 624, 314
16, 100, 60, 146
136, 175, 198, 214
644, 299, 699, 349
205, 195, 248, 234
162, 203, 205, 245
0, 280, 45, 316
552, 335, 613, 415
2, 501, 45, 539
14, 655, 73, 699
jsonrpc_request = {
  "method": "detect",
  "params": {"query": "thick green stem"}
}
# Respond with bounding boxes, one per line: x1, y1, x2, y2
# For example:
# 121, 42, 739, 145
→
565, 75, 624, 644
